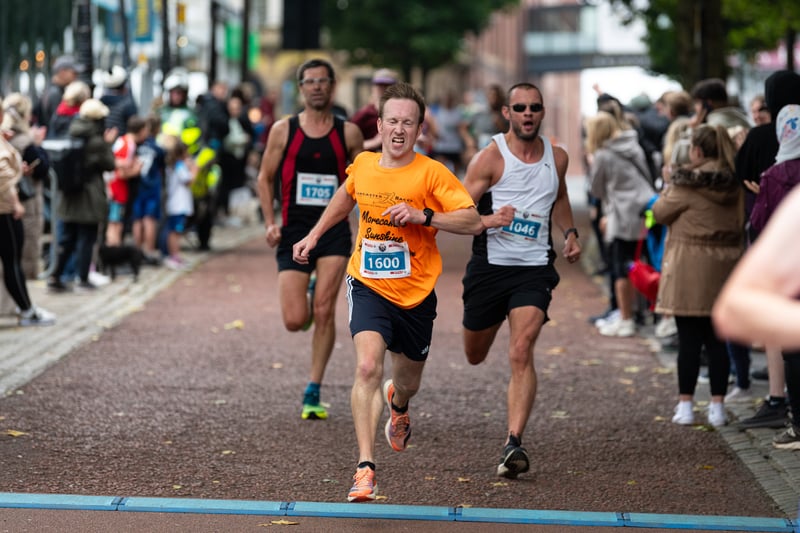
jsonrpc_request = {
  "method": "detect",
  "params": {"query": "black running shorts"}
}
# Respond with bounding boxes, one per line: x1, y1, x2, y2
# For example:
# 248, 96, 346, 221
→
276, 222, 352, 274
462, 256, 560, 331
346, 276, 437, 362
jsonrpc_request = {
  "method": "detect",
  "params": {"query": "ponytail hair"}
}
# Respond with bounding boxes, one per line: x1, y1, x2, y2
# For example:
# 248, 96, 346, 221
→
691, 125, 736, 174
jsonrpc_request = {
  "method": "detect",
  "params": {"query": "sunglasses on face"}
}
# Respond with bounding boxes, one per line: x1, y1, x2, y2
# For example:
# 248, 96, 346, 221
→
510, 103, 544, 113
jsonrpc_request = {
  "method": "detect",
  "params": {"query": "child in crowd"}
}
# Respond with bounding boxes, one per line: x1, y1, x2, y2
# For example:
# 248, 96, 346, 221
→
163, 135, 196, 270
106, 115, 146, 246
131, 115, 166, 264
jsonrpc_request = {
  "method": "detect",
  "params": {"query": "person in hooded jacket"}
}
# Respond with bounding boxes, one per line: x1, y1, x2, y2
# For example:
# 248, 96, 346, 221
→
653, 125, 744, 428
46, 99, 117, 292
726, 70, 800, 430
586, 111, 655, 337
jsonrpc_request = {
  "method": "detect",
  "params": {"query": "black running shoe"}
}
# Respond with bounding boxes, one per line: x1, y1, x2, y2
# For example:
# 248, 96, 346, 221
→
497, 444, 530, 479
737, 401, 788, 430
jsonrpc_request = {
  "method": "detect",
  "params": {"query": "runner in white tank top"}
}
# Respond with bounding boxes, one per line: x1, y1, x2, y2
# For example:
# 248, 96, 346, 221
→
485, 132, 559, 266
460, 82, 581, 480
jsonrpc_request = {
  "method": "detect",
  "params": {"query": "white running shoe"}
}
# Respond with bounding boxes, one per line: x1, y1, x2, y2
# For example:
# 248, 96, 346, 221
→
88, 271, 111, 286
19, 306, 56, 327
724, 386, 753, 404
598, 318, 636, 337
594, 309, 621, 328
654, 316, 677, 338
672, 401, 694, 425
707, 402, 727, 428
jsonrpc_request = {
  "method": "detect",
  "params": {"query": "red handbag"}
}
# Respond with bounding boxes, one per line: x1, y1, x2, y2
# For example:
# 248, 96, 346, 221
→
628, 237, 660, 307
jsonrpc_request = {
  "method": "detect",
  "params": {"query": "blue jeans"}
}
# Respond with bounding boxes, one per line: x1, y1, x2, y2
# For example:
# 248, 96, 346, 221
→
53, 222, 98, 283
727, 341, 751, 389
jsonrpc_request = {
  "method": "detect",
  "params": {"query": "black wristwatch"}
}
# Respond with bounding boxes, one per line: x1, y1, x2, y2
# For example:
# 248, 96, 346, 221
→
564, 227, 579, 239
422, 208, 434, 227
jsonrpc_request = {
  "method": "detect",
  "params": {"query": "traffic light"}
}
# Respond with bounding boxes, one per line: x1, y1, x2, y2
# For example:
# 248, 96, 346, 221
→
282, 0, 320, 50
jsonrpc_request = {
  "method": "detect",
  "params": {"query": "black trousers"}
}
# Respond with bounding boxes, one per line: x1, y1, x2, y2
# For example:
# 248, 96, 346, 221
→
675, 315, 730, 397
0, 214, 32, 311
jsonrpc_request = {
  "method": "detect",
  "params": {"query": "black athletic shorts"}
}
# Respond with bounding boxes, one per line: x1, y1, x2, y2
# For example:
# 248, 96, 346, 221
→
609, 238, 638, 280
276, 221, 352, 273
346, 276, 437, 362
462, 256, 560, 331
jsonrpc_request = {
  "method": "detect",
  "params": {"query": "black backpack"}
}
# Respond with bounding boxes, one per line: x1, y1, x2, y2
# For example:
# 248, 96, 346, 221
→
42, 137, 87, 194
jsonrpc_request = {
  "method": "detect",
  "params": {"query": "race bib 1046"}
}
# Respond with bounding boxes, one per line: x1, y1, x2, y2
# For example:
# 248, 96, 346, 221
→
296, 172, 337, 206
360, 239, 411, 279
500, 210, 546, 241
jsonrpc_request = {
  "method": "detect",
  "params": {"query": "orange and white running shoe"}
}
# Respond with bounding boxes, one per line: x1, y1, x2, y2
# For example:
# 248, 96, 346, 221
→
383, 379, 411, 452
347, 466, 376, 502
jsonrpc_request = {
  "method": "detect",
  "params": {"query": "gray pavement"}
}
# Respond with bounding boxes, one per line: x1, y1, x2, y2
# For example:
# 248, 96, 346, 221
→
1, 192, 799, 529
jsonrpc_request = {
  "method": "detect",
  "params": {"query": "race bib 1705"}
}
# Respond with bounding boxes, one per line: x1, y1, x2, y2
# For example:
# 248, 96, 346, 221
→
296, 172, 337, 206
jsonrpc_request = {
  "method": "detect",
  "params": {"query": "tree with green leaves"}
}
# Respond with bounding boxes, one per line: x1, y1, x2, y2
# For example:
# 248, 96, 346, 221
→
322, 0, 518, 83
610, 0, 798, 90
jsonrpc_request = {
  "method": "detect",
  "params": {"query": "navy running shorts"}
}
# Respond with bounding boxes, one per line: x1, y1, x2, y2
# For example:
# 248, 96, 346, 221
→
346, 276, 437, 362
277, 221, 352, 274
462, 256, 560, 331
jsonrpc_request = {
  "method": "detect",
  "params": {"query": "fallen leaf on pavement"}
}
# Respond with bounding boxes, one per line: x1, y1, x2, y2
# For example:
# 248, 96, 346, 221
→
5, 429, 28, 437
546, 346, 566, 355
457, 477, 471, 483
270, 519, 299, 525
224, 319, 245, 330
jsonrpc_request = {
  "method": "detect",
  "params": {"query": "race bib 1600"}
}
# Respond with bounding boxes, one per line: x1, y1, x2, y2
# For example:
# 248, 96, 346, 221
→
360, 239, 411, 279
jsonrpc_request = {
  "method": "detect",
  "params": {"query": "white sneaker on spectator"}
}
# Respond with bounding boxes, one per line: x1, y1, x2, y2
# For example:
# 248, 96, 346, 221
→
594, 309, 621, 328
708, 402, 727, 427
19, 306, 56, 327
598, 318, 636, 337
165, 257, 189, 271
88, 271, 111, 286
672, 401, 694, 425
724, 387, 753, 403
655, 316, 677, 338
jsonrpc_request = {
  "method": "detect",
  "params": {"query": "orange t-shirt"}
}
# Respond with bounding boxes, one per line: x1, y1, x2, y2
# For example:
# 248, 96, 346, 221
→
345, 151, 475, 309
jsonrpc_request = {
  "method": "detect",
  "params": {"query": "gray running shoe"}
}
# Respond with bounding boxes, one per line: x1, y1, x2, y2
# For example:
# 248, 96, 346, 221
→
773, 425, 800, 450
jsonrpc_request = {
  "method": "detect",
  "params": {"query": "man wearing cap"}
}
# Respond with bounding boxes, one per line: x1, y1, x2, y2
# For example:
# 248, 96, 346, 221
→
101, 65, 139, 135
35, 55, 85, 129
351, 68, 398, 151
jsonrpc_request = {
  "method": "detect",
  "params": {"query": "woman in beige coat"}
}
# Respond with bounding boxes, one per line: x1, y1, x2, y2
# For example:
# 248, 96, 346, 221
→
653, 125, 744, 427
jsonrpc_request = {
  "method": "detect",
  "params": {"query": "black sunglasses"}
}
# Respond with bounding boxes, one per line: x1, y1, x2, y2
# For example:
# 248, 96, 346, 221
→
510, 103, 544, 113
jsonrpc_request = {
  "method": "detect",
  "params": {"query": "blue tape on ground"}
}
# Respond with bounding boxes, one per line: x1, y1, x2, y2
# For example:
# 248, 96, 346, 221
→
119, 496, 284, 515
0, 492, 118, 511
626, 512, 794, 532
289, 501, 453, 521
458, 507, 621, 526
0, 492, 794, 531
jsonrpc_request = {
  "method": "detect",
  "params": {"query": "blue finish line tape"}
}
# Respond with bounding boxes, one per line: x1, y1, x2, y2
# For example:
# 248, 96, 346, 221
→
0, 492, 795, 531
